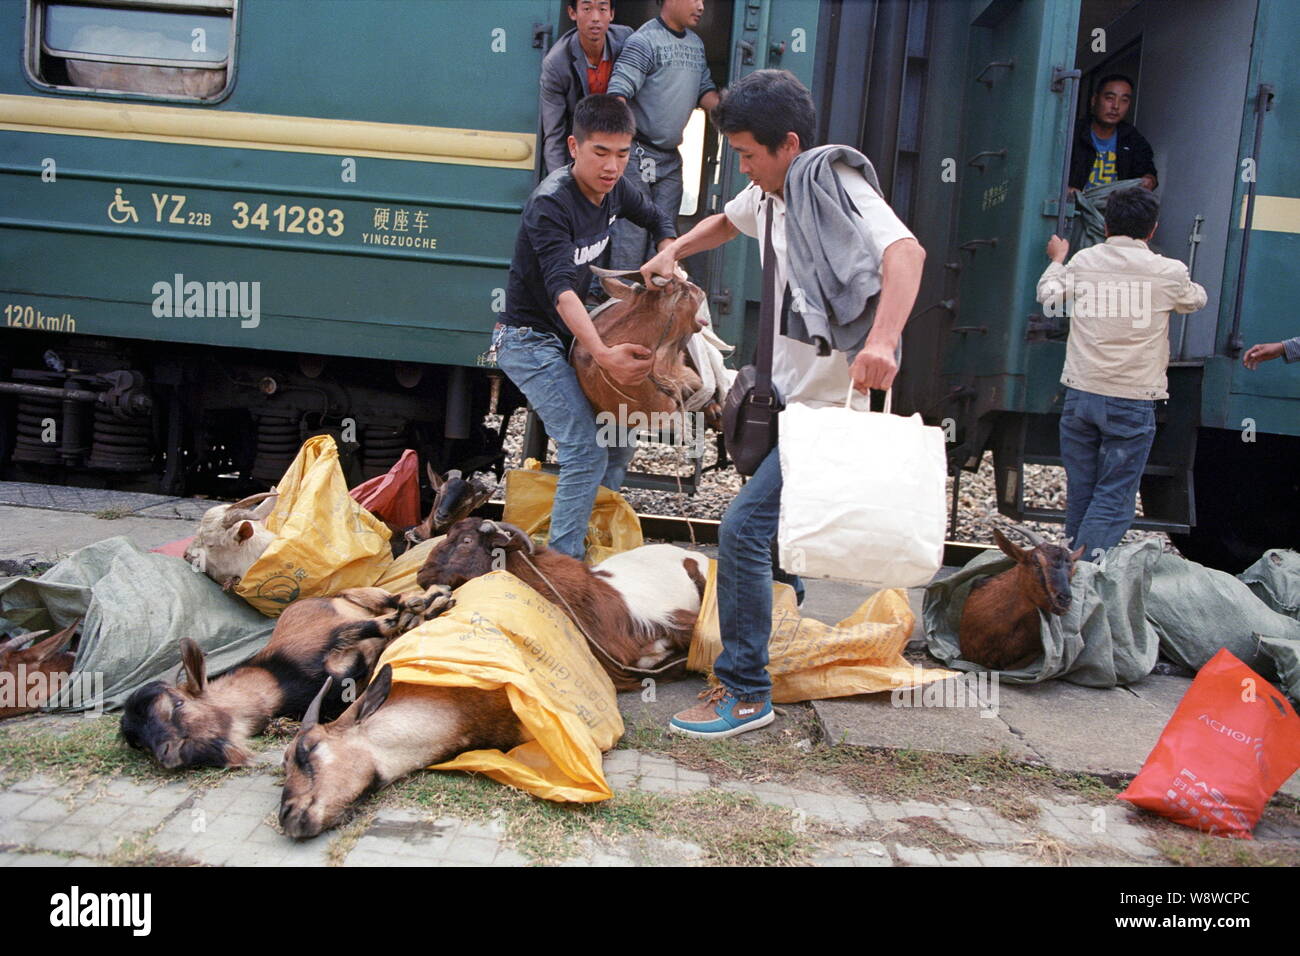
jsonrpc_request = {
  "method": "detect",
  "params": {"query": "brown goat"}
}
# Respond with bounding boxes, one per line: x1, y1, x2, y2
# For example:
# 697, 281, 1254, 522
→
279, 664, 524, 838
417, 518, 707, 690
120, 585, 453, 769
571, 272, 714, 434
0, 621, 80, 720
958, 526, 1085, 671
399, 465, 495, 552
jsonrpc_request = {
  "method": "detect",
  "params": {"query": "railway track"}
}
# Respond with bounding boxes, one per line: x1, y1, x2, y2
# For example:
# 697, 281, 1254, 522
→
480, 501, 985, 568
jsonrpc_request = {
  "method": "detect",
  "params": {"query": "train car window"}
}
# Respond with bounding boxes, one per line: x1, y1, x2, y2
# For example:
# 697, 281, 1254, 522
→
678, 108, 705, 216
26, 0, 236, 101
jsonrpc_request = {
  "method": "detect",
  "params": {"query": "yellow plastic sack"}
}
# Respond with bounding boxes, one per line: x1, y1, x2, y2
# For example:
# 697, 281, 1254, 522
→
502, 468, 642, 564
688, 559, 957, 702
236, 435, 394, 616
372, 536, 441, 594
378, 571, 623, 802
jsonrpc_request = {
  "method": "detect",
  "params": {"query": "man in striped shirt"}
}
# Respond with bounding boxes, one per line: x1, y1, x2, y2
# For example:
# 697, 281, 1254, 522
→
607, 0, 718, 270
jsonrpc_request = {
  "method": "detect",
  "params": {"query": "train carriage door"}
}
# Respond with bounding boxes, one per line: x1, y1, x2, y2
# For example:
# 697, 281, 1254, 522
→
699, 0, 819, 358
943, 0, 1080, 427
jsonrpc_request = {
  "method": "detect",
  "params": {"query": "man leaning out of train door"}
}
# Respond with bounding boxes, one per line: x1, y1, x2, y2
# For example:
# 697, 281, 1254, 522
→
1037, 188, 1206, 564
539, 0, 634, 176
639, 69, 927, 739
606, 0, 719, 270
1069, 74, 1158, 195
494, 95, 676, 560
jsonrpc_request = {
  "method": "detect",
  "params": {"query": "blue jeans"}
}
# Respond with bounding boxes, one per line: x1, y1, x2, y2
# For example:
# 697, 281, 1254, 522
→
713, 445, 802, 702
495, 325, 635, 559
1058, 387, 1157, 561
609, 141, 683, 271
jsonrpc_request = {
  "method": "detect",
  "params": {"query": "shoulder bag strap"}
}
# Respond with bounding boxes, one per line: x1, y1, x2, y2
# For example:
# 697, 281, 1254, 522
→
754, 198, 777, 404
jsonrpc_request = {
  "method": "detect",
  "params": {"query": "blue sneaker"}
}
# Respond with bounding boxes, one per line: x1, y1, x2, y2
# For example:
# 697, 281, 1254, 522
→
668, 685, 774, 739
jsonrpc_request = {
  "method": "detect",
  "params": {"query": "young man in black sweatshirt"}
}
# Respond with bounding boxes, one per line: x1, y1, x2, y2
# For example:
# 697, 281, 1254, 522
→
496, 94, 677, 558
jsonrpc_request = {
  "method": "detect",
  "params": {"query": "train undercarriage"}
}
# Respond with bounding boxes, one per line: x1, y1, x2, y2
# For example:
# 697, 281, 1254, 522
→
0, 335, 523, 500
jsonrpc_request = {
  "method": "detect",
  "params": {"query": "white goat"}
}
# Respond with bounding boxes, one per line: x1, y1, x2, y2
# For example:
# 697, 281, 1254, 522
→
183, 489, 279, 591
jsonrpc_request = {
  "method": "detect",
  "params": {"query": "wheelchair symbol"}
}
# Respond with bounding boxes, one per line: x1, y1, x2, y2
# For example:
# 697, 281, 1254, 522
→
107, 188, 138, 224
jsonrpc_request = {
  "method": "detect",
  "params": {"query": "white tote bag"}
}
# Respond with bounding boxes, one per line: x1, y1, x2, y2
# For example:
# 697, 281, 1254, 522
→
777, 383, 947, 588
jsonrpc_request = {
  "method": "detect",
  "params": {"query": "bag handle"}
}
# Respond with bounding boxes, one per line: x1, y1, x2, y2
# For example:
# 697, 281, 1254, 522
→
844, 380, 891, 414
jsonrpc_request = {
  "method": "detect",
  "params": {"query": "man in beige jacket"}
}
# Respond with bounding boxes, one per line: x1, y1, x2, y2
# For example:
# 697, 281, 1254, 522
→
1037, 187, 1206, 561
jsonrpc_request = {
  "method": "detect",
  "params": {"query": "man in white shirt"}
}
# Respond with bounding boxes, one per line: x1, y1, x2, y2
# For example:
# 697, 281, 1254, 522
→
639, 69, 925, 738
1036, 187, 1205, 561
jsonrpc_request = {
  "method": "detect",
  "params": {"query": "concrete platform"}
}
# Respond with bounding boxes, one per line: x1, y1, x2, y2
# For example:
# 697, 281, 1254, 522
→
813, 683, 1041, 761
2, 482, 1297, 801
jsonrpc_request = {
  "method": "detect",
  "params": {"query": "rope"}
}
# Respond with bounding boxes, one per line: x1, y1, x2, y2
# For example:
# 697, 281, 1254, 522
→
510, 544, 687, 681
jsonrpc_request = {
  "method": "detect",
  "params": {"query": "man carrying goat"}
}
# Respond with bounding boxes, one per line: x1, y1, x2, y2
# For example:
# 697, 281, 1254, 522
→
496, 94, 677, 559
641, 69, 926, 738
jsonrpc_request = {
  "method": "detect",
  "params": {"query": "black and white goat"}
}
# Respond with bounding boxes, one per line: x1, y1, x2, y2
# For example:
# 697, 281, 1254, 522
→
416, 518, 708, 689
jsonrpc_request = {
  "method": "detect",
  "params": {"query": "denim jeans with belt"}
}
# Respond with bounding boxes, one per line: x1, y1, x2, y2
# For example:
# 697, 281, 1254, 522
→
1058, 386, 1157, 560
713, 445, 801, 703
494, 325, 635, 559
609, 140, 682, 271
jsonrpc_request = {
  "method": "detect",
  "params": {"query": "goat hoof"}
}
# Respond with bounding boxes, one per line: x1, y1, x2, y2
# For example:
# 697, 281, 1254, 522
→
422, 593, 455, 620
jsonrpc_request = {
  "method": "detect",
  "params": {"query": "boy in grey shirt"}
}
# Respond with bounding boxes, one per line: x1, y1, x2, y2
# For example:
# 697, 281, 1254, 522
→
607, 0, 718, 269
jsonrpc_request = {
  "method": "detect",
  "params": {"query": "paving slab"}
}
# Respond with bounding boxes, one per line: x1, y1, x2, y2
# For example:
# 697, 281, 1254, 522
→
812, 685, 1039, 760
0, 504, 190, 563
992, 681, 1165, 778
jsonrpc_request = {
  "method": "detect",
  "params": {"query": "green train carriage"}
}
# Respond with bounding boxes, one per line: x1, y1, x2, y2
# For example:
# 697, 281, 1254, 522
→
1, 0, 1296, 570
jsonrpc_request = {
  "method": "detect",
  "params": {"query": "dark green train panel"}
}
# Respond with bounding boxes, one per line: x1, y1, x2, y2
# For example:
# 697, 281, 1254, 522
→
2, 0, 1296, 569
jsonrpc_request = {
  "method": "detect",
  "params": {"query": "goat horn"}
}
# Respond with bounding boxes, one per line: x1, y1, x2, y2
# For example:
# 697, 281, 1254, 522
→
588, 266, 641, 278
478, 519, 534, 555
229, 490, 277, 511
1, 630, 48, 652
300, 676, 333, 733
1007, 523, 1046, 549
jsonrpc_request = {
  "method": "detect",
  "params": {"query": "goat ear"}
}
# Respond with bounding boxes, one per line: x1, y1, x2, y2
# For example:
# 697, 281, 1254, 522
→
31, 620, 79, 663
992, 528, 1027, 563
235, 520, 256, 542
1069, 544, 1085, 564
355, 665, 393, 724
427, 463, 444, 491
179, 637, 208, 695
223, 743, 254, 767
599, 275, 637, 301
468, 482, 494, 512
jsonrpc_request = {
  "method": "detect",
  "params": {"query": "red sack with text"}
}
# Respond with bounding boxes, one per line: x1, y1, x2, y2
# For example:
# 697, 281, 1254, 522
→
1118, 648, 1300, 838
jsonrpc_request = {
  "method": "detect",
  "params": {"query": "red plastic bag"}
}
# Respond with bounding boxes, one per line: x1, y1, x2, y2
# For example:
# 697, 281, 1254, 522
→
1118, 648, 1300, 838
348, 449, 421, 529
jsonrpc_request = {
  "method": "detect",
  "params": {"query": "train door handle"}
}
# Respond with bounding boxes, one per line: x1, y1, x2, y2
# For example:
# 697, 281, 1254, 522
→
966, 149, 1007, 172
975, 60, 1014, 88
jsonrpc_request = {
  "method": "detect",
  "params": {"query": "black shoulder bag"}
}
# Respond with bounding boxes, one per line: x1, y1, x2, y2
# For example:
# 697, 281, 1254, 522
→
721, 198, 785, 476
